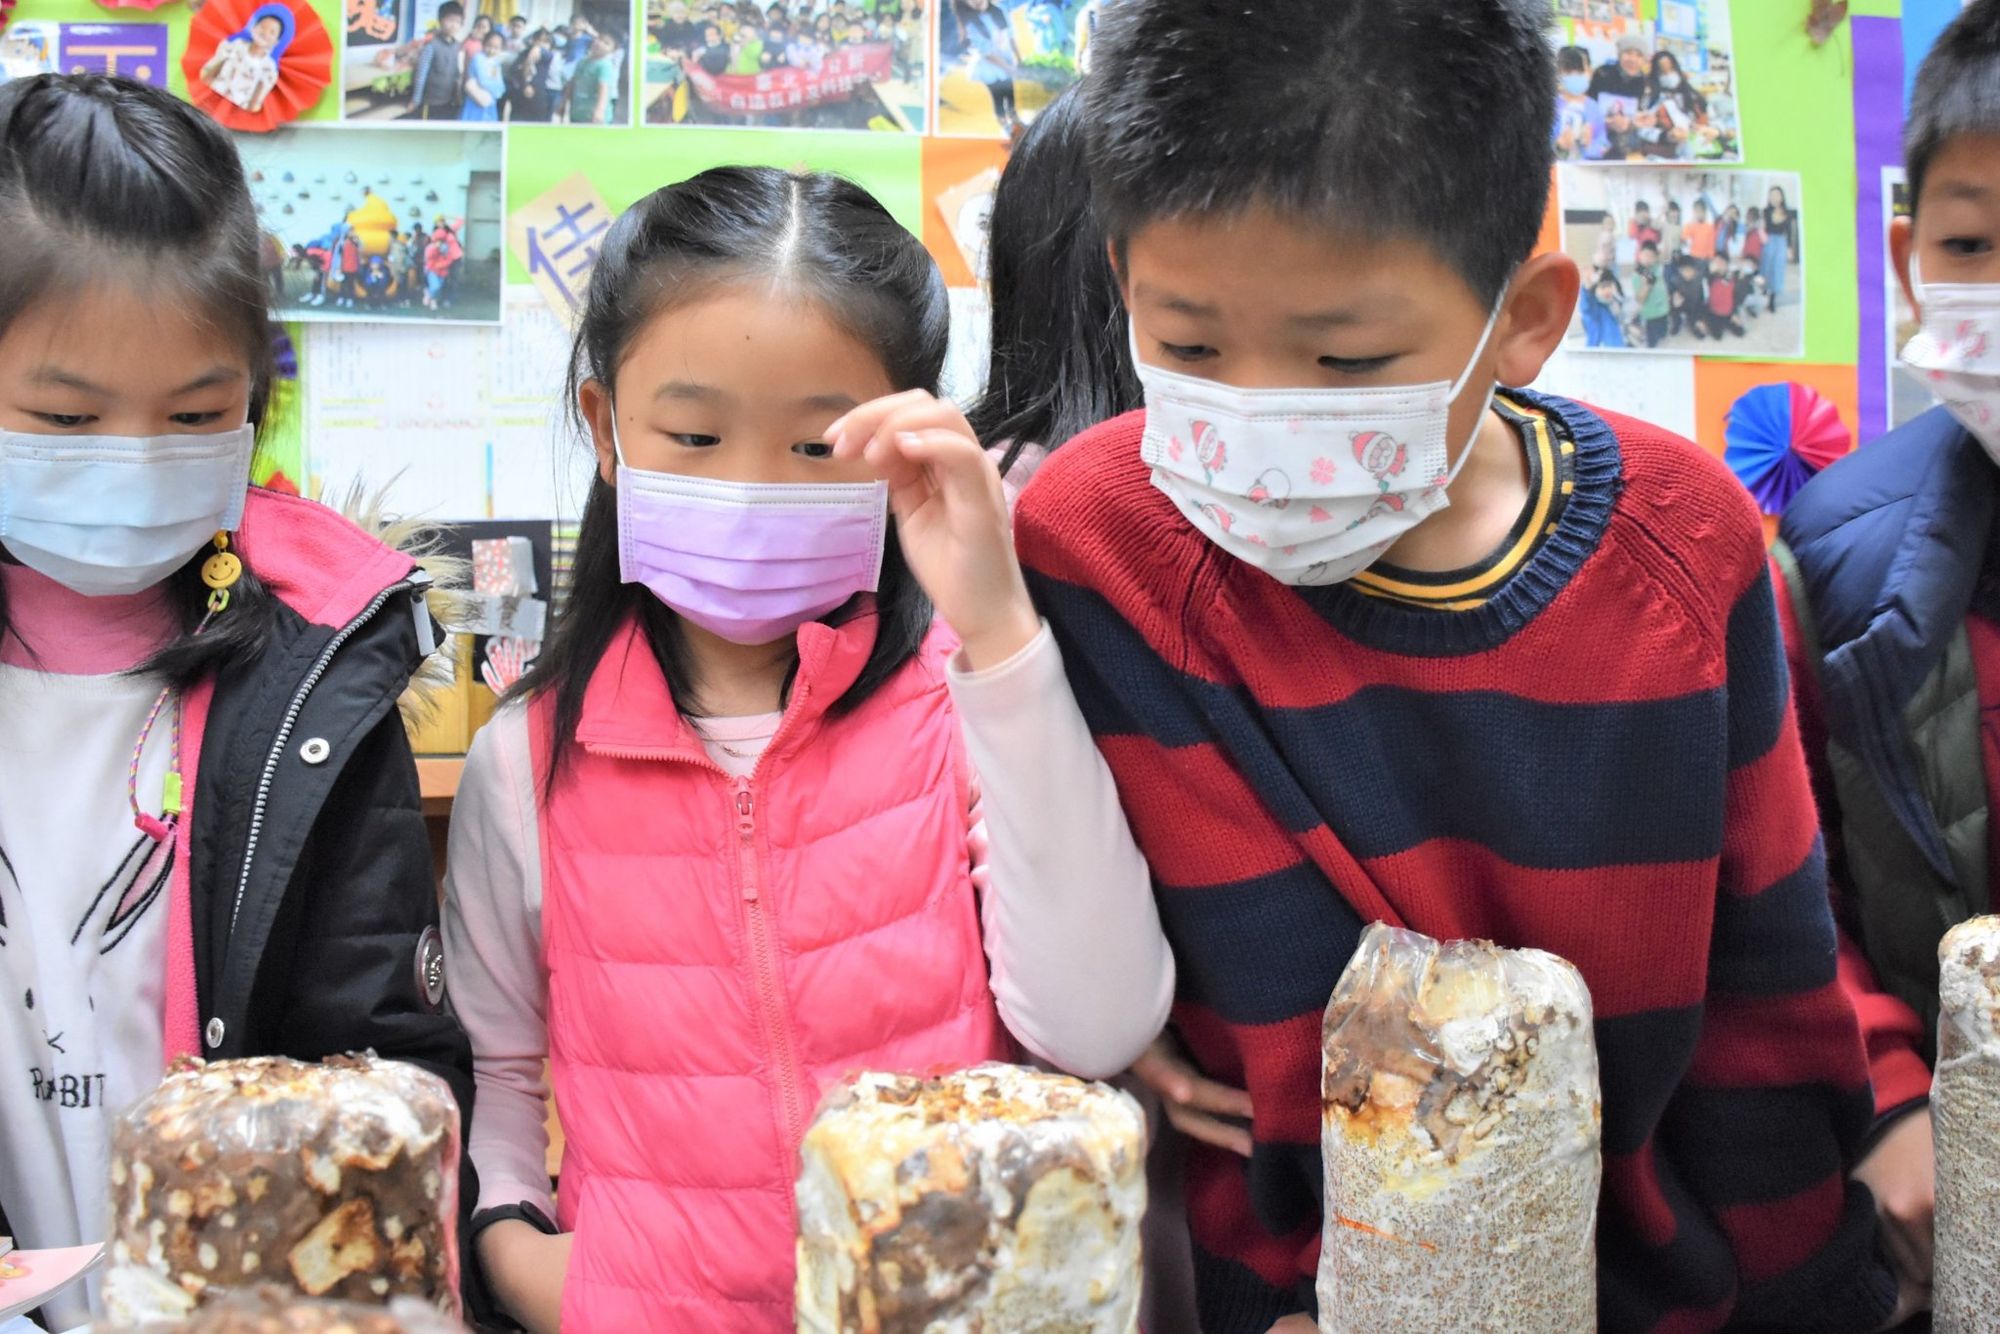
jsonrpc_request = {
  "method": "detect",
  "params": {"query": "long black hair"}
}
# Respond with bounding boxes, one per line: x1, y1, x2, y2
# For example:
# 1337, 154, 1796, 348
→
0, 74, 279, 688
966, 85, 1140, 469
515, 166, 947, 785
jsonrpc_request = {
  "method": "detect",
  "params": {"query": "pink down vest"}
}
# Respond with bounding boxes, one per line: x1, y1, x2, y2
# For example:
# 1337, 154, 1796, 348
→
531, 612, 1006, 1331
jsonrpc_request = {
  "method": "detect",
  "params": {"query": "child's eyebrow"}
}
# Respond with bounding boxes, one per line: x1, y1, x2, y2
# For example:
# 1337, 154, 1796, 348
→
26, 367, 105, 393
653, 380, 727, 404
173, 368, 246, 395
1132, 285, 1219, 320
798, 392, 858, 413
1287, 307, 1377, 332
1936, 180, 1996, 203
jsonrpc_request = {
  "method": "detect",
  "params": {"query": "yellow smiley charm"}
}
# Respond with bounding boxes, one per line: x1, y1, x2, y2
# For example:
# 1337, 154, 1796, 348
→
201, 551, 243, 591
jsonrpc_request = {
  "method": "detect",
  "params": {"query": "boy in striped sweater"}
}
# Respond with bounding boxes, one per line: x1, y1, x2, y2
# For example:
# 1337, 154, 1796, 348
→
1013, 1, 1907, 1329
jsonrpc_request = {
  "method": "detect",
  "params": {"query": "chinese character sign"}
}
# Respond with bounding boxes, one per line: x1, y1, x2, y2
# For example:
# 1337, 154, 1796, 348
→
508, 173, 614, 325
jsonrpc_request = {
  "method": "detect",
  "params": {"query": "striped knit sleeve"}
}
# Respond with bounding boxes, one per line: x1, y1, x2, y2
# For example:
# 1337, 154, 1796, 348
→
1667, 565, 1898, 1329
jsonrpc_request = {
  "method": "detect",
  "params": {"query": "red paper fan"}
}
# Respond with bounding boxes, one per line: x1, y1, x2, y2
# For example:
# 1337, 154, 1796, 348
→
181, 0, 330, 132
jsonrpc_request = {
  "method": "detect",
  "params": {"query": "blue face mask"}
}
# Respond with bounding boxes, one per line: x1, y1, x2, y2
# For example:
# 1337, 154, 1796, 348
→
0, 426, 254, 597
1560, 73, 1591, 96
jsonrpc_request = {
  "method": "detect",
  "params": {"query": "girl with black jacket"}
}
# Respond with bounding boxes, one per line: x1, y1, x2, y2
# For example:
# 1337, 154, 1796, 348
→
0, 74, 475, 1326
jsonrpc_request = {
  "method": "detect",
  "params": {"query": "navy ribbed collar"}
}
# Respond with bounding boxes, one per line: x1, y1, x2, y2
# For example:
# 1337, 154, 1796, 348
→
1295, 388, 1623, 657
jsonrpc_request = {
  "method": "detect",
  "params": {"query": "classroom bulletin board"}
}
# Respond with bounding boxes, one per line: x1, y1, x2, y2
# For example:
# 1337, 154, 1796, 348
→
0, 0, 1964, 527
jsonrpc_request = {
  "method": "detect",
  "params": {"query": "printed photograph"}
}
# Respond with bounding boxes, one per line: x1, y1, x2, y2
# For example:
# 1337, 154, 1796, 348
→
1554, 0, 1638, 18
199, 3, 297, 115
936, 0, 1096, 140
1551, 0, 1739, 165
344, 0, 632, 125
0, 23, 60, 81
184, 0, 334, 132
235, 126, 505, 324
643, 0, 929, 130
1559, 166, 1803, 358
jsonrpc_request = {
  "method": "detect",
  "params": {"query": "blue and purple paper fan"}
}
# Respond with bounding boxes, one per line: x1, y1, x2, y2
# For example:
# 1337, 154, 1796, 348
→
1724, 381, 1852, 516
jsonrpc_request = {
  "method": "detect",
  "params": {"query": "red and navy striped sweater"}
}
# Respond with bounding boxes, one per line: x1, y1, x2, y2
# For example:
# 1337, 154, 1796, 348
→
1014, 392, 1897, 1333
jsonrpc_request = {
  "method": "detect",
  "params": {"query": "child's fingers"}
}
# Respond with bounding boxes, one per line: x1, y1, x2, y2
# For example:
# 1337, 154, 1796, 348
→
877, 429, 1000, 510
1178, 1072, 1255, 1121
826, 389, 937, 459
1130, 1044, 1196, 1104
1164, 1103, 1254, 1158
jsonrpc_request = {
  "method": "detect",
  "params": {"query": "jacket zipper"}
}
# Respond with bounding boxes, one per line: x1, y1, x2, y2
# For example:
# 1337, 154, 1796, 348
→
226, 581, 416, 943
735, 778, 809, 1151
589, 679, 818, 1145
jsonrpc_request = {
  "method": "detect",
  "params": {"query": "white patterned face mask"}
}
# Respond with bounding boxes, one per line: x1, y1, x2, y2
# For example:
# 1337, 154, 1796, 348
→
1134, 296, 1505, 586
1901, 256, 2000, 465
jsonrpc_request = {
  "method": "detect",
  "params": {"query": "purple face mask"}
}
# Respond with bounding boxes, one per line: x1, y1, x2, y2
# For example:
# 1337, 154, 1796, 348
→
615, 450, 889, 646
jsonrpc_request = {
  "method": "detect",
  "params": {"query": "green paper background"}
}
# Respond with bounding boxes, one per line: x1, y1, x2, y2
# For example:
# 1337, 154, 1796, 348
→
1726, 0, 1858, 366
503, 126, 924, 283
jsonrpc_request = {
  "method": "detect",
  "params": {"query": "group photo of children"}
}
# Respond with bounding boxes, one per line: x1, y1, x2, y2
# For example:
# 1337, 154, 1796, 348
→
641, 0, 929, 130
935, 0, 1093, 138
1561, 165, 1803, 356
1551, 0, 1740, 164
343, 0, 632, 125
236, 125, 505, 323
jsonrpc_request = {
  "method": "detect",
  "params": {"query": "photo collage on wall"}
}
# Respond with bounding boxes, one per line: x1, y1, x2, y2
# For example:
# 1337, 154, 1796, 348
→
1547, 0, 1803, 360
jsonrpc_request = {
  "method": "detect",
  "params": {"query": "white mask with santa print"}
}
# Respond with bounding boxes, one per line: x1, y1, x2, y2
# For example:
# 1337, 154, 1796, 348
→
1901, 255, 2000, 466
1133, 296, 1505, 586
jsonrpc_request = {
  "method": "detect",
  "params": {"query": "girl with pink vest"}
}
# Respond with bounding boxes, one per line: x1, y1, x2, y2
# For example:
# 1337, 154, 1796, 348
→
445, 166, 1176, 1331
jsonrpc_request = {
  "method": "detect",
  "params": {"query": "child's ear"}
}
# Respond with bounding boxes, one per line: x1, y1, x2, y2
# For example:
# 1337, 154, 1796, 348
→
1492, 253, 1581, 388
1890, 214, 1920, 323
579, 378, 618, 486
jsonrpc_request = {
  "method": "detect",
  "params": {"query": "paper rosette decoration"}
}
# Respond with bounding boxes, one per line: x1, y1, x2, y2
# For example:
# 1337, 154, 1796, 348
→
1724, 382, 1852, 516
181, 0, 330, 132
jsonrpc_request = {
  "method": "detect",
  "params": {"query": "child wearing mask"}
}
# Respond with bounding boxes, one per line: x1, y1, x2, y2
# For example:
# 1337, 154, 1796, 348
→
1552, 44, 1605, 162
462, 29, 508, 122
1774, 0, 2000, 1307
1015, 2, 1906, 1328
0, 74, 475, 1326
449, 167, 1168, 1331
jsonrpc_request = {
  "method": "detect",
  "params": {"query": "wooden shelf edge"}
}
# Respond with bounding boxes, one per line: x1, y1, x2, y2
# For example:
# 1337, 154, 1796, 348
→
417, 756, 465, 815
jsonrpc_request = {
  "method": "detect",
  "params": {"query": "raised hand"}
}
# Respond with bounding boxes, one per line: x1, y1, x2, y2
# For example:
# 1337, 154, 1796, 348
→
828, 390, 1040, 672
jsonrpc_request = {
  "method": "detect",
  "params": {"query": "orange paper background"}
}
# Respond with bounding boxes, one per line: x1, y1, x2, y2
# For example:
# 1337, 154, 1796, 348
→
921, 137, 1009, 289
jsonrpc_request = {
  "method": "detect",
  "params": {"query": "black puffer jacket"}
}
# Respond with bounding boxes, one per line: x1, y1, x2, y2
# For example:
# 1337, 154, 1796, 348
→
1, 488, 480, 1319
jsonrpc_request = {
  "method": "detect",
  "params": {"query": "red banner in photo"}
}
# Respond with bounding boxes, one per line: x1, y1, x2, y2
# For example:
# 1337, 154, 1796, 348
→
683, 41, 892, 114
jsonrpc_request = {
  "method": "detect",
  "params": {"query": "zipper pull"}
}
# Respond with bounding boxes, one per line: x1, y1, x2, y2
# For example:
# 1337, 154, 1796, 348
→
736, 782, 759, 901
